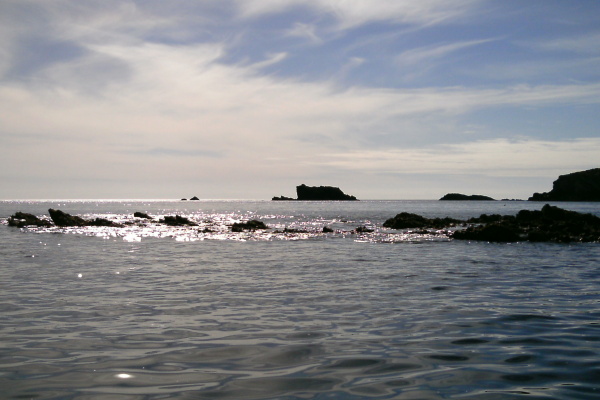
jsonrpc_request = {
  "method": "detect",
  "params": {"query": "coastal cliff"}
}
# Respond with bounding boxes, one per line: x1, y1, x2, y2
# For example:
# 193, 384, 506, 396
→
529, 168, 600, 201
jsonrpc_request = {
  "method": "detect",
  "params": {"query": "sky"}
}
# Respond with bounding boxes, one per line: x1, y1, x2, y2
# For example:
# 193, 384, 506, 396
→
1, 0, 599, 200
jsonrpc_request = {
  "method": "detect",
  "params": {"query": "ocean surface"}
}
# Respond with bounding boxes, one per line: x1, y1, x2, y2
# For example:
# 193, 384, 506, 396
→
1, 200, 599, 400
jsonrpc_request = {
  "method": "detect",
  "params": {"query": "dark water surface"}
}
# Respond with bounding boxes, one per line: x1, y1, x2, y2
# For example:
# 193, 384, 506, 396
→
1, 200, 599, 399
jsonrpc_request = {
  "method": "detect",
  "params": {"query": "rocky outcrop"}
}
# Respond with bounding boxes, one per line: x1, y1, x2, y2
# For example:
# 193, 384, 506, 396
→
296, 184, 357, 201
159, 215, 196, 226
7, 212, 52, 228
48, 209, 123, 227
384, 205, 600, 243
440, 193, 495, 201
190, 196, 200, 201
231, 220, 268, 232
383, 212, 461, 229
134, 212, 153, 219
529, 168, 600, 201
452, 204, 600, 242
272, 196, 294, 201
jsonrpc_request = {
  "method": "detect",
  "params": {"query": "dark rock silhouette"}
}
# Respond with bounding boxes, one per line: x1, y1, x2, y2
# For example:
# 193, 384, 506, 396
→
440, 193, 495, 201
134, 212, 152, 219
385, 204, 600, 243
49, 209, 89, 226
159, 215, 196, 226
48, 209, 123, 227
296, 184, 357, 201
231, 220, 268, 232
8, 212, 52, 228
272, 185, 358, 201
190, 196, 200, 200
529, 168, 600, 201
383, 212, 460, 229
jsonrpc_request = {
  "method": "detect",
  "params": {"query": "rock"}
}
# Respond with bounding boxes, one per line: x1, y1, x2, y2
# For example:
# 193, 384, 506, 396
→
48, 209, 122, 227
181, 198, 187, 201
231, 220, 269, 232
190, 196, 200, 200
48, 209, 88, 227
440, 193, 495, 201
296, 184, 358, 201
159, 215, 196, 226
134, 212, 152, 219
272, 196, 294, 201
529, 168, 600, 201
383, 212, 460, 229
452, 204, 600, 243
384, 204, 600, 242
452, 224, 521, 242
7, 212, 52, 228
88, 218, 124, 228
322, 226, 334, 233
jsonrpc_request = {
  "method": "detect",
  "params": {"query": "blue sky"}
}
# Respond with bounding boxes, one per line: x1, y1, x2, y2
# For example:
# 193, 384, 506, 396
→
1, 0, 599, 199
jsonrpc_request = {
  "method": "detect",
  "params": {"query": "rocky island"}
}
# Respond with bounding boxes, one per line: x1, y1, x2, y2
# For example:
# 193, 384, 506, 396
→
440, 193, 495, 201
529, 168, 600, 201
273, 184, 358, 201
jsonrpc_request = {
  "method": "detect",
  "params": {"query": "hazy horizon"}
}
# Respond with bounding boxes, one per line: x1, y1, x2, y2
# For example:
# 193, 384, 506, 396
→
2, 1, 599, 200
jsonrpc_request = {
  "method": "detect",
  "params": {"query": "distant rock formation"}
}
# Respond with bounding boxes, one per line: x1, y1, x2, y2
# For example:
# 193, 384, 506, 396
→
134, 212, 153, 219
272, 196, 294, 201
297, 184, 357, 200
190, 196, 200, 200
440, 193, 495, 201
529, 168, 600, 201
272, 184, 358, 201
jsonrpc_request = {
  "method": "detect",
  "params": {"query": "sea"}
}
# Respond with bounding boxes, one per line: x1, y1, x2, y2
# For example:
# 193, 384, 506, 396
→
1, 199, 599, 400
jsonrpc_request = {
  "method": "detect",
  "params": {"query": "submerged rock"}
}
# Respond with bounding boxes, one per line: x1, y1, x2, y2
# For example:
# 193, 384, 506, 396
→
7, 212, 52, 228
440, 193, 495, 201
231, 220, 268, 232
529, 168, 600, 201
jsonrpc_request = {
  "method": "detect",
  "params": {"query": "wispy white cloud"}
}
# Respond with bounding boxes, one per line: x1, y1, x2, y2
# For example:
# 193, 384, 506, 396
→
315, 138, 600, 177
285, 23, 322, 43
534, 32, 600, 55
236, 0, 484, 29
396, 38, 496, 67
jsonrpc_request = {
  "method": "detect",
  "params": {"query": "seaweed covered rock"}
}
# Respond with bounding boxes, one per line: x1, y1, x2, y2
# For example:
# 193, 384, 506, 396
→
160, 215, 196, 226
8, 212, 52, 228
529, 168, 600, 201
231, 220, 268, 232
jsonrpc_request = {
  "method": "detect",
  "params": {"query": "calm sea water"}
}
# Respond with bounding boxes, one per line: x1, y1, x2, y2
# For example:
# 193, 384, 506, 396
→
1, 200, 599, 400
